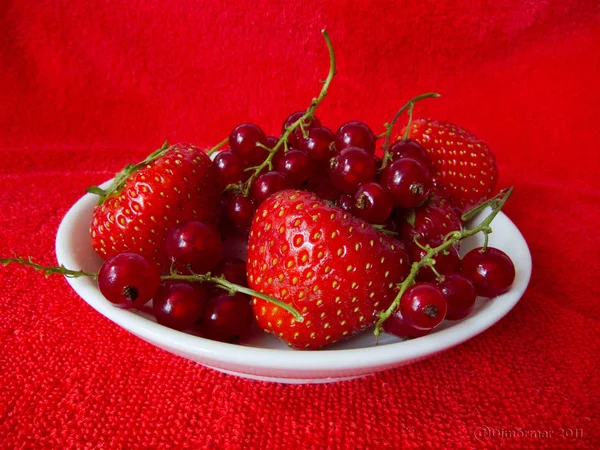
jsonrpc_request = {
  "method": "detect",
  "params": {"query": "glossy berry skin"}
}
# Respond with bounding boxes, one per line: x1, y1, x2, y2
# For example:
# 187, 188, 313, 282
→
461, 247, 515, 298
213, 258, 248, 288
199, 293, 253, 343
91, 144, 219, 270
226, 194, 256, 228
229, 123, 268, 163
213, 151, 244, 188
400, 195, 462, 249
352, 182, 393, 224
382, 310, 431, 339
381, 157, 433, 208
334, 121, 376, 154
265, 136, 279, 150
400, 283, 447, 330
329, 147, 377, 194
337, 193, 354, 211
435, 273, 477, 320
247, 190, 410, 349
299, 127, 335, 162
276, 149, 314, 186
282, 112, 321, 147
405, 119, 498, 212
409, 243, 461, 282
251, 171, 292, 203
153, 281, 206, 331
389, 139, 431, 167
98, 253, 161, 309
166, 221, 222, 274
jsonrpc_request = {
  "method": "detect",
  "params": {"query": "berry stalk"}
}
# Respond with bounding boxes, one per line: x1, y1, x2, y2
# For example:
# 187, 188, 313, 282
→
0, 256, 98, 279
207, 138, 229, 157
373, 187, 514, 339
379, 92, 440, 170
241, 29, 337, 195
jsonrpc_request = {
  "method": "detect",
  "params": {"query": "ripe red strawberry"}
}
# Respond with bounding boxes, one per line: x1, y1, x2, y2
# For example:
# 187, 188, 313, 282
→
403, 119, 498, 213
247, 190, 410, 349
89, 143, 219, 270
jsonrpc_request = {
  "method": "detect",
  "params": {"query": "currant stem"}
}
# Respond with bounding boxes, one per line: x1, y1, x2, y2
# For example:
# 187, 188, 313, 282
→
162, 273, 304, 322
241, 29, 337, 196
0, 257, 98, 279
207, 138, 228, 156
379, 93, 440, 171
373, 187, 513, 340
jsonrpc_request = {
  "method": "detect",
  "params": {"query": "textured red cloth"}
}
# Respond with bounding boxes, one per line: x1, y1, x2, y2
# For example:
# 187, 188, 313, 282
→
1, 1, 599, 448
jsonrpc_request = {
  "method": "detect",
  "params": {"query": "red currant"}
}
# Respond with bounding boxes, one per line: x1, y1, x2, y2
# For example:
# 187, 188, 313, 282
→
199, 293, 253, 343
282, 112, 321, 147
382, 310, 431, 339
212, 258, 247, 288
276, 149, 314, 186
213, 151, 244, 189
461, 247, 515, 298
381, 158, 433, 208
251, 171, 292, 203
328, 147, 376, 194
389, 139, 431, 166
229, 123, 268, 163
334, 121, 376, 154
226, 194, 256, 228
153, 281, 206, 331
408, 243, 460, 282
299, 127, 335, 161
400, 283, 447, 330
435, 273, 477, 320
352, 182, 393, 224
337, 193, 354, 211
98, 253, 161, 309
166, 221, 222, 274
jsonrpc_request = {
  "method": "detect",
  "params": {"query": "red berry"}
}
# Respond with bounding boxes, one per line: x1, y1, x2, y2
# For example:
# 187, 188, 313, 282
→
334, 121, 376, 154
276, 149, 314, 186
153, 281, 206, 330
166, 221, 222, 274
389, 139, 431, 166
328, 147, 376, 194
199, 293, 253, 343
229, 123, 268, 163
265, 136, 279, 150
381, 158, 433, 208
213, 151, 244, 188
299, 127, 335, 161
461, 247, 515, 298
408, 243, 460, 282
400, 283, 447, 330
212, 258, 248, 288
435, 273, 477, 320
282, 112, 321, 147
227, 194, 256, 228
98, 253, 161, 309
337, 193, 354, 211
352, 182, 393, 224
251, 171, 292, 203
382, 310, 431, 339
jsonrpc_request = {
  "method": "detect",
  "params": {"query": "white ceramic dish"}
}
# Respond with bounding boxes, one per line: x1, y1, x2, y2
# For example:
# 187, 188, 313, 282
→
55, 185, 532, 384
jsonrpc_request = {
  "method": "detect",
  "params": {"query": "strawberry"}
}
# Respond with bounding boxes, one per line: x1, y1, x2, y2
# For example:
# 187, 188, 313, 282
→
89, 143, 219, 270
403, 119, 498, 213
246, 190, 410, 349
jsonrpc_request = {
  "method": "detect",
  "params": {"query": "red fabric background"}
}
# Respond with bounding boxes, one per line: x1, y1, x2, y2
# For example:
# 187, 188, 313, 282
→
1, 1, 599, 448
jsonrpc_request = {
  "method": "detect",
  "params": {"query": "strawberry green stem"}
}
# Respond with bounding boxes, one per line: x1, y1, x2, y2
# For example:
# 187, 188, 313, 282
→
379, 93, 440, 171
0, 256, 98, 279
241, 29, 337, 196
86, 140, 171, 205
373, 187, 513, 340
162, 273, 304, 322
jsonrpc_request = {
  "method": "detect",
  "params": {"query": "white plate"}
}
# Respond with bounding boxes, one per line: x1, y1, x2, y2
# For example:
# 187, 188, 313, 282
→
55, 185, 532, 384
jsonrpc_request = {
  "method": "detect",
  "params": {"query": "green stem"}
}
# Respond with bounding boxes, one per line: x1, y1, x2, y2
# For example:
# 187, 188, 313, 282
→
241, 29, 337, 196
373, 187, 513, 339
162, 273, 304, 322
379, 93, 440, 171
0, 257, 98, 279
402, 103, 415, 141
207, 138, 228, 156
